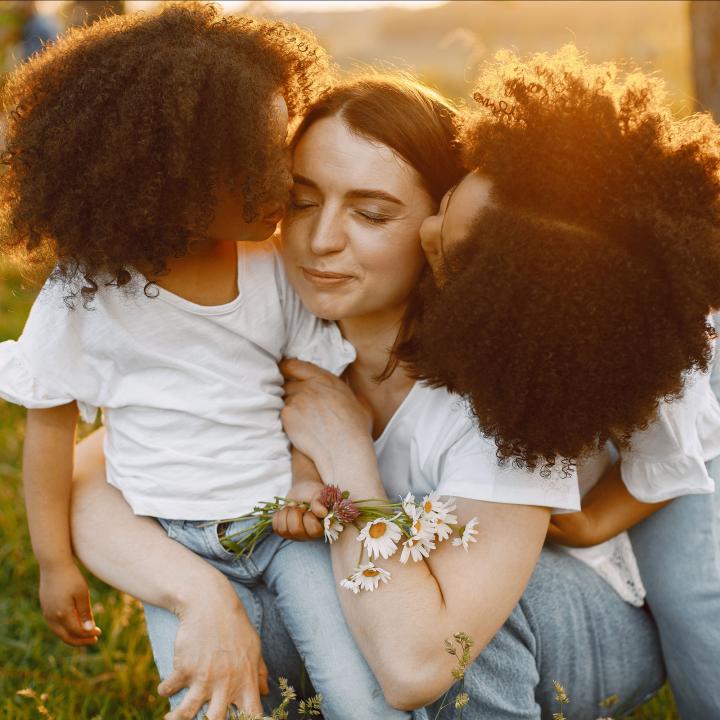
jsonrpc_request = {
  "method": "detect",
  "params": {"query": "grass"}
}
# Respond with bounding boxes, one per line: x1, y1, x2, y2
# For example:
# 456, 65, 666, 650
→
0, 263, 677, 719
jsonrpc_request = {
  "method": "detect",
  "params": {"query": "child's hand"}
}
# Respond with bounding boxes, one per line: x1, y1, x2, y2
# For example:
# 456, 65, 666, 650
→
38, 562, 101, 646
546, 511, 599, 548
272, 480, 328, 541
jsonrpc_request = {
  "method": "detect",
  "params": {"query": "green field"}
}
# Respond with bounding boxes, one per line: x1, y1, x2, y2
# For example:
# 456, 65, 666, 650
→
0, 264, 678, 719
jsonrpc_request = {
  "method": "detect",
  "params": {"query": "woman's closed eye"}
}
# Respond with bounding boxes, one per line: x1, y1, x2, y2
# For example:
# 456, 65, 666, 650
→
354, 209, 393, 225
289, 195, 318, 211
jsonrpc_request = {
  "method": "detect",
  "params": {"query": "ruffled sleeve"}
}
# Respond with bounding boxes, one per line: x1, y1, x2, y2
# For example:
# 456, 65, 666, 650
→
621, 362, 719, 503
0, 281, 101, 423
0, 340, 98, 422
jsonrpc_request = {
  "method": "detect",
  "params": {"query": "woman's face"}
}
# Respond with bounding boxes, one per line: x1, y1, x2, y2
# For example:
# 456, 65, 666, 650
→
281, 115, 435, 322
419, 171, 493, 282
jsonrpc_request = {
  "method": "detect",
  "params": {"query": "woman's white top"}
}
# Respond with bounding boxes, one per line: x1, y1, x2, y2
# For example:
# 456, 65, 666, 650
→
374, 362, 720, 606
374, 382, 582, 512
0, 239, 355, 520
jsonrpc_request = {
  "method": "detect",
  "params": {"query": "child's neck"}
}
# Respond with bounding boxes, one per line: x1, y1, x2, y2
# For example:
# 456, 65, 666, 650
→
149, 237, 239, 306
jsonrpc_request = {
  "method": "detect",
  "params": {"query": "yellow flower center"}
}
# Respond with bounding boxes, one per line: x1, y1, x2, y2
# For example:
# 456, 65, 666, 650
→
423, 501, 433, 513
369, 523, 387, 539
363, 568, 380, 577
413, 519, 421, 533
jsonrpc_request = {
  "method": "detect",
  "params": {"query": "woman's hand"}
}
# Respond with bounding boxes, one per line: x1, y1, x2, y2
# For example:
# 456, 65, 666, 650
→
160, 589, 269, 720
280, 359, 374, 478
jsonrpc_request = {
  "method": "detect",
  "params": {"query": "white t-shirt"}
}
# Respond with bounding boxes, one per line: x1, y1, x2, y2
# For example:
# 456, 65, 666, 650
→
0, 238, 355, 520
374, 381, 581, 512
621, 355, 720, 503
373, 372, 720, 607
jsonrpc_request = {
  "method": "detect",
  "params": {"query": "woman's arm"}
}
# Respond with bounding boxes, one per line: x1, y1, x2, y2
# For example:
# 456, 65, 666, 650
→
281, 360, 550, 709
71, 430, 269, 719
547, 462, 670, 548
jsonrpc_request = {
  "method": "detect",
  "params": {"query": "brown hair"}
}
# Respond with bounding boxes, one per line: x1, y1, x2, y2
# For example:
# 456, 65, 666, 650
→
401, 46, 720, 470
291, 73, 464, 204
290, 73, 466, 377
0, 2, 330, 302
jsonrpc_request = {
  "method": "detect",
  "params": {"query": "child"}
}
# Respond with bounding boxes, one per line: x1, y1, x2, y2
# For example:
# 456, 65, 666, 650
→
402, 47, 720, 716
0, 6, 409, 719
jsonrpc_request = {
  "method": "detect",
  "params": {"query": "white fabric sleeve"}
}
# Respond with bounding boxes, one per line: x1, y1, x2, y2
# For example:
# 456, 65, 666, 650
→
433, 420, 581, 512
0, 280, 100, 422
621, 363, 720, 503
273, 244, 356, 377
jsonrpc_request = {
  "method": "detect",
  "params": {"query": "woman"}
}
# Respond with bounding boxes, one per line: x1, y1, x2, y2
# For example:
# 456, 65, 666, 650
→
69, 71, 670, 720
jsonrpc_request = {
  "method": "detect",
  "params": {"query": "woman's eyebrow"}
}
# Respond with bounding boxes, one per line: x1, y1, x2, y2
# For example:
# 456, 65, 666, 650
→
292, 175, 405, 207
345, 189, 405, 206
292, 173, 318, 188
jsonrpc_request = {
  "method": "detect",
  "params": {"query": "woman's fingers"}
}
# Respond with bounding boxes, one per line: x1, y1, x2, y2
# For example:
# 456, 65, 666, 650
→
230, 681, 264, 717
280, 358, 329, 381
158, 668, 186, 698
204, 689, 232, 720
164, 688, 207, 720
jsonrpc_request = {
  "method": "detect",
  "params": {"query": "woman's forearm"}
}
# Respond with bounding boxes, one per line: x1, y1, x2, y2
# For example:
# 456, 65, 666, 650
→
324, 445, 549, 708
71, 429, 235, 613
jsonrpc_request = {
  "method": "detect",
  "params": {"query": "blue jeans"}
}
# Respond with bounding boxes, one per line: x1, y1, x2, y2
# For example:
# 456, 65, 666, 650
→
144, 518, 410, 720
628, 458, 720, 719
417, 547, 665, 720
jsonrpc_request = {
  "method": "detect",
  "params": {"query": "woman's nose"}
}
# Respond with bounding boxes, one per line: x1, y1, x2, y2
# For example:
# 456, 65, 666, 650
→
309, 209, 346, 255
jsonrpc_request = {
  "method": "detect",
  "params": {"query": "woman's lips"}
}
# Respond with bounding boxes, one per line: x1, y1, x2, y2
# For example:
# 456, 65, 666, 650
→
301, 267, 354, 287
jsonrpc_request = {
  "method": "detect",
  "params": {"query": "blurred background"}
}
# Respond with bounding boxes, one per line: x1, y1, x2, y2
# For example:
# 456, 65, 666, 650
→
1, 1, 718, 718
1, 0, 719, 112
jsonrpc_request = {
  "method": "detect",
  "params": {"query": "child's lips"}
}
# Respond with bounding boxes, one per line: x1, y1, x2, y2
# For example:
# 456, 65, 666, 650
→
262, 210, 285, 225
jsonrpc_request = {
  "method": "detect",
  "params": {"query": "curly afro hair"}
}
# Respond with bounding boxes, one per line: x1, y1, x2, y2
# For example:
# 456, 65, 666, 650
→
0, 2, 330, 299
401, 46, 720, 470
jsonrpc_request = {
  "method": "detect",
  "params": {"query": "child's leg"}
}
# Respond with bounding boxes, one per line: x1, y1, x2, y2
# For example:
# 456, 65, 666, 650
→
628, 483, 720, 718
144, 580, 306, 719
260, 539, 412, 720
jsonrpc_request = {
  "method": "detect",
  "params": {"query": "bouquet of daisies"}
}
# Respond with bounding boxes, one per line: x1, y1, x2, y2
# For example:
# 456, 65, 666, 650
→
221, 485, 479, 593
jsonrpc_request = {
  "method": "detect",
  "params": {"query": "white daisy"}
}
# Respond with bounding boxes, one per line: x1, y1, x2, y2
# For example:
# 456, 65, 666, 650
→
354, 562, 391, 592
357, 517, 402, 560
401, 492, 418, 518
340, 575, 361, 594
399, 534, 436, 563
433, 513, 456, 542
452, 517, 480, 551
323, 513, 344, 543
422, 492, 457, 522
410, 513, 437, 540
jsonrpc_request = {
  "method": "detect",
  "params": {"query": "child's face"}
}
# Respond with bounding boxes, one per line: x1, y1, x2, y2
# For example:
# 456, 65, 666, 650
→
206, 95, 291, 244
419, 171, 493, 284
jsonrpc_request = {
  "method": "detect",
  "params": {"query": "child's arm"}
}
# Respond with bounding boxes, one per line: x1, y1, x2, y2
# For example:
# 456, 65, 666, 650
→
23, 404, 100, 646
271, 448, 328, 540
547, 461, 670, 548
